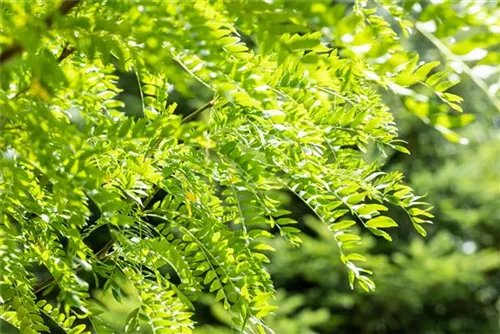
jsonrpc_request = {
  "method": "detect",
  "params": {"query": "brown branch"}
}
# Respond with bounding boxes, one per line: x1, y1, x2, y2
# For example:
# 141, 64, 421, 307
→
94, 240, 114, 259
33, 276, 58, 294
57, 44, 76, 63
0, 0, 82, 66
45, 0, 82, 27
0, 45, 23, 64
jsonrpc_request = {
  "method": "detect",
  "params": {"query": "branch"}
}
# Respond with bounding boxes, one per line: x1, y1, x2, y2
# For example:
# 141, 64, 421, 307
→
0, 45, 23, 65
45, 0, 83, 27
57, 44, 76, 63
0, 0, 82, 66
33, 277, 57, 295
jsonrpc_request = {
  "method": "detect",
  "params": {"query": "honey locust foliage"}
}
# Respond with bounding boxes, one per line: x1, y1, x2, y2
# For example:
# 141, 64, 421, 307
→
0, 1, 463, 333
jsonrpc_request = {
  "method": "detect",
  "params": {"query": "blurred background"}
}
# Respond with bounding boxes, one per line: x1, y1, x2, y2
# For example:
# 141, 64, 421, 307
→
2, 1, 498, 333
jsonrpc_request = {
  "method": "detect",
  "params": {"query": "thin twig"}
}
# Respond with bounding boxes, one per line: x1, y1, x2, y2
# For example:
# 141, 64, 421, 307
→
33, 277, 57, 294
182, 99, 216, 123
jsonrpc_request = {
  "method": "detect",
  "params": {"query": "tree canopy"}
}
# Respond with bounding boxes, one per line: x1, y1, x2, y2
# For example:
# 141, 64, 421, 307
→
1, 1, 495, 333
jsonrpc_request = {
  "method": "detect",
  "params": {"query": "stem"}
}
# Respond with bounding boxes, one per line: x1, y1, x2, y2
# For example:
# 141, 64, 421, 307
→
33, 277, 58, 294
182, 99, 216, 123
135, 69, 145, 115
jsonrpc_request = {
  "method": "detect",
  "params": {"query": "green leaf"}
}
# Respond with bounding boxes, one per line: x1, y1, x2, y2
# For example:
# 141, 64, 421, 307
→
415, 61, 440, 80
215, 289, 225, 302
329, 220, 357, 230
409, 208, 434, 218
204, 270, 216, 285
68, 324, 87, 334
124, 308, 140, 333
435, 80, 459, 92
345, 253, 367, 262
393, 145, 411, 154
355, 204, 388, 215
426, 71, 448, 86
412, 222, 427, 237
367, 228, 393, 241
337, 233, 362, 242
210, 279, 222, 293
365, 216, 398, 228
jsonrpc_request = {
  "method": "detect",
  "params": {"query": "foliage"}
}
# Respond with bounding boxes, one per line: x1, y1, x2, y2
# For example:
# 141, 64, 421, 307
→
0, 0, 490, 333
186, 2, 500, 333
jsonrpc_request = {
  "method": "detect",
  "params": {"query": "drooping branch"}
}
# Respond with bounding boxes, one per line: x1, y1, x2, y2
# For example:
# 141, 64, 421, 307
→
0, 0, 82, 66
